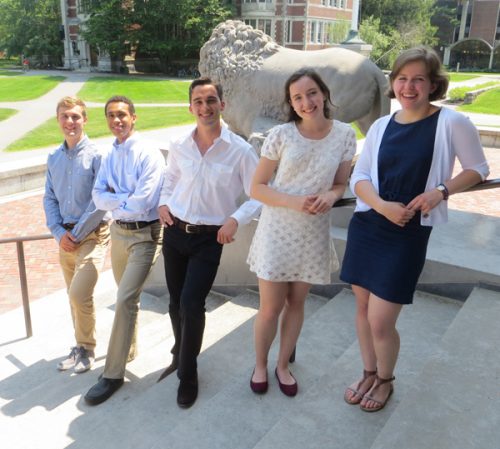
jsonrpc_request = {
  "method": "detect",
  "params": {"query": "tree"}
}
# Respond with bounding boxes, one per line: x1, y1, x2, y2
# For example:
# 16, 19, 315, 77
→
80, 0, 133, 61
82, 0, 233, 71
0, 0, 63, 63
359, 0, 440, 68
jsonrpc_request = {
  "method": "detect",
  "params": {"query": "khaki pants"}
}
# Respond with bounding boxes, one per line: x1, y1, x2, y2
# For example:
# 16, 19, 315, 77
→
59, 223, 110, 350
103, 221, 163, 379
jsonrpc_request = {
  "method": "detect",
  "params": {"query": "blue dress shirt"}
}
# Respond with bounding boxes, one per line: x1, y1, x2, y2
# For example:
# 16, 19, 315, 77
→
92, 132, 164, 222
44, 136, 108, 243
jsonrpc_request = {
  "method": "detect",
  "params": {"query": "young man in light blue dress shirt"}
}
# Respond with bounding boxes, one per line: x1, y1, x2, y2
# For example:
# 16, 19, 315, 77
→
85, 96, 164, 405
44, 96, 110, 374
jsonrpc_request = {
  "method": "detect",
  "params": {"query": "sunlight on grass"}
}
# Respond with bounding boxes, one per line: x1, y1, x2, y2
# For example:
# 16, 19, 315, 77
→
0, 108, 17, 121
448, 73, 481, 82
0, 75, 65, 101
6, 106, 194, 152
458, 88, 500, 115
78, 77, 190, 103
350, 122, 364, 140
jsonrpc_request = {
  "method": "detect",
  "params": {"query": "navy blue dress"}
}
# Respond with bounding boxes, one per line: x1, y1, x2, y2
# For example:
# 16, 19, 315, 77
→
340, 110, 440, 304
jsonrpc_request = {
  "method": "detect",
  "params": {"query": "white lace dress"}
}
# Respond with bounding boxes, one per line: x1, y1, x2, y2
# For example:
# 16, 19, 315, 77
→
247, 121, 356, 284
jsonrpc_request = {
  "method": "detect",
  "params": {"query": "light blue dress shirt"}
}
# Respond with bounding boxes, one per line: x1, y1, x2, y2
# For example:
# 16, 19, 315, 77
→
44, 136, 108, 243
92, 132, 164, 222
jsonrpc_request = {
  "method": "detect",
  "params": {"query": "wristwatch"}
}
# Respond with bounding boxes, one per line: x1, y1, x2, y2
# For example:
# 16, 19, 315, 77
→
436, 183, 449, 200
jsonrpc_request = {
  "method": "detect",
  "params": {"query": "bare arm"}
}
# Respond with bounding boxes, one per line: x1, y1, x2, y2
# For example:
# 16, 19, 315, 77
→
308, 159, 352, 214
250, 157, 317, 214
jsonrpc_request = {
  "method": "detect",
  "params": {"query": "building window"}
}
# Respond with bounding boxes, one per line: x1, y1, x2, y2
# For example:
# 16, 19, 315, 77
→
310, 21, 316, 43
285, 20, 293, 43
317, 22, 324, 43
245, 19, 272, 36
78, 0, 97, 14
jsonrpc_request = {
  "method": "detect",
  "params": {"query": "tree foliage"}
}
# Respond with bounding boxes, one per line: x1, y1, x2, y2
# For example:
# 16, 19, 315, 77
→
359, 0, 441, 68
82, 0, 232, 67
0, 0, 63, 61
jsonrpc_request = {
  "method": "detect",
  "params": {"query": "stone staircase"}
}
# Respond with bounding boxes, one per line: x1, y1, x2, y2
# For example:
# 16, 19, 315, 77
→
1, 266, 499, 449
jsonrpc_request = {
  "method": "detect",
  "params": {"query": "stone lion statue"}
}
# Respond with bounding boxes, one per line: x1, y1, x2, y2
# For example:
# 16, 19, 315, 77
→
199, 20, 390, 148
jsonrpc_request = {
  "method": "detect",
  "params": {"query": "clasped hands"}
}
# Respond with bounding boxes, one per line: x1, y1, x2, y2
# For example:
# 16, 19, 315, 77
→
292, 193, 335, 215
381, 189, 444, 227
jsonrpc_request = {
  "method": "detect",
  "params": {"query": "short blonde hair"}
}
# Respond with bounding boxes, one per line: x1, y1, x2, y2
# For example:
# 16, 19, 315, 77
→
387, 46, 449, 101
56, 96, 87, 117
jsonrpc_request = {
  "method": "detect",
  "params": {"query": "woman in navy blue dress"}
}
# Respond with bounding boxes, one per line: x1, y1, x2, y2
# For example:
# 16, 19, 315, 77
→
340, 47, 489, 412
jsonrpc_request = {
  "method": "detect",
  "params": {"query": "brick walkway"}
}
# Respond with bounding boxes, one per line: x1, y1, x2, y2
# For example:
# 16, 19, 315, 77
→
0, 148, 498, 315
0, 193, 111, 315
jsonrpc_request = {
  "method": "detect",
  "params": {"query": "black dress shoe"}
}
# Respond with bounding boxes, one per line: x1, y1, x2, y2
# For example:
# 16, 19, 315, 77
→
157, 356, 178, 383
84, 377, 124, 405
177, 377, 198, 408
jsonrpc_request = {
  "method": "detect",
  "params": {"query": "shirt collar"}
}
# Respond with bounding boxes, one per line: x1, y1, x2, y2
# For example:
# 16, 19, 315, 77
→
113, 131, 140, 151
62, 134, 90, 155
184, 124, 231, 149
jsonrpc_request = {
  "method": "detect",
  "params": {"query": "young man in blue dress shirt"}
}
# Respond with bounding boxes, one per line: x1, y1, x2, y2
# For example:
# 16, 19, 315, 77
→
157, 78, 261, 408
84, 96, 165, 405
44, 96, 110, 374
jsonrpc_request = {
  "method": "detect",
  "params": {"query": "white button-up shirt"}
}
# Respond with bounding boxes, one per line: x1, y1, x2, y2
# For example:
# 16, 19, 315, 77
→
159, 126, 261, 226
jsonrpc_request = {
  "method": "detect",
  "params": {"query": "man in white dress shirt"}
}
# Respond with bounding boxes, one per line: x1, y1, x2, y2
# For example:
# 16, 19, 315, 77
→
157, 78, 261, 408
84, 96, 164, 405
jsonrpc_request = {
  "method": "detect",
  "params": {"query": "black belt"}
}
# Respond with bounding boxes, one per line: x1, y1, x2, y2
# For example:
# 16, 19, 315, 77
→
115, 219, 159, 230
172, 217, 221, 234
63, 221, 107, 231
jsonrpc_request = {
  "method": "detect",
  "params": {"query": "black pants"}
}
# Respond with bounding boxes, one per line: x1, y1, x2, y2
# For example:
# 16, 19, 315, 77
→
162, 225, 223, 381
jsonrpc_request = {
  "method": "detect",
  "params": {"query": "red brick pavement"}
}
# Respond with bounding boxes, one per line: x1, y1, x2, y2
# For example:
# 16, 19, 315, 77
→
0, 193, 111, 315
0, 148, 498, 315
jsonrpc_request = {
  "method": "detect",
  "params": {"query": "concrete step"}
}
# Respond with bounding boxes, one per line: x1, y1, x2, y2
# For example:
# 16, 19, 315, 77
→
253, 290, 462, 449
59, 290, 328, 449
149, 289, 357, 449
0, 284, 227, 414
370, 287, 500, 449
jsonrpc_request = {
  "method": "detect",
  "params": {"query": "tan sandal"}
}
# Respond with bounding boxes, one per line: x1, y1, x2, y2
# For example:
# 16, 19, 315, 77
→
360, 375, 395, 412
344, 369, 377, 405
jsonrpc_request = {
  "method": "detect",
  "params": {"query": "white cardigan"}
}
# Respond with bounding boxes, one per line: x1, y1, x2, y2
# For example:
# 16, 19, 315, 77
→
350, 107, 490, 226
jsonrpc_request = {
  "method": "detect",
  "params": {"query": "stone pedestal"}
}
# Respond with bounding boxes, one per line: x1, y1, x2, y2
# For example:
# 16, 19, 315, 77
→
340, 30, 373, 57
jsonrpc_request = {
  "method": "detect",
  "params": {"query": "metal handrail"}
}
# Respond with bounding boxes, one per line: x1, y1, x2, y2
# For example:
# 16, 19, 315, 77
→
334, 178, 500, 207
1, 177, 499, 339
0, 234, 53, 337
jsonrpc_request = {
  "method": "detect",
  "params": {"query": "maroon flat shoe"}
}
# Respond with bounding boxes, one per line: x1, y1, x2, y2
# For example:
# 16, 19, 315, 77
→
275, 368, 298, 397
250, 369, 268, 394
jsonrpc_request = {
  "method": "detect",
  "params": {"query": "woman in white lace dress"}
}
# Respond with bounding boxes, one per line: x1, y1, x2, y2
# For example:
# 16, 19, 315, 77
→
247, 69, 356, 396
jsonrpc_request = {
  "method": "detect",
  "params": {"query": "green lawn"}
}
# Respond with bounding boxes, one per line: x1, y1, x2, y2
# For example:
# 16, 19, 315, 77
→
0, 58, 19, 68
0, 75, 65, 101
350, 122, 364, 140
448, 73, 481, 82
78, 77, 190, 103
6, 106, 194, 152
0, 70, 23, 77
458, 88, 500, 115
0, 108, 17, 121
